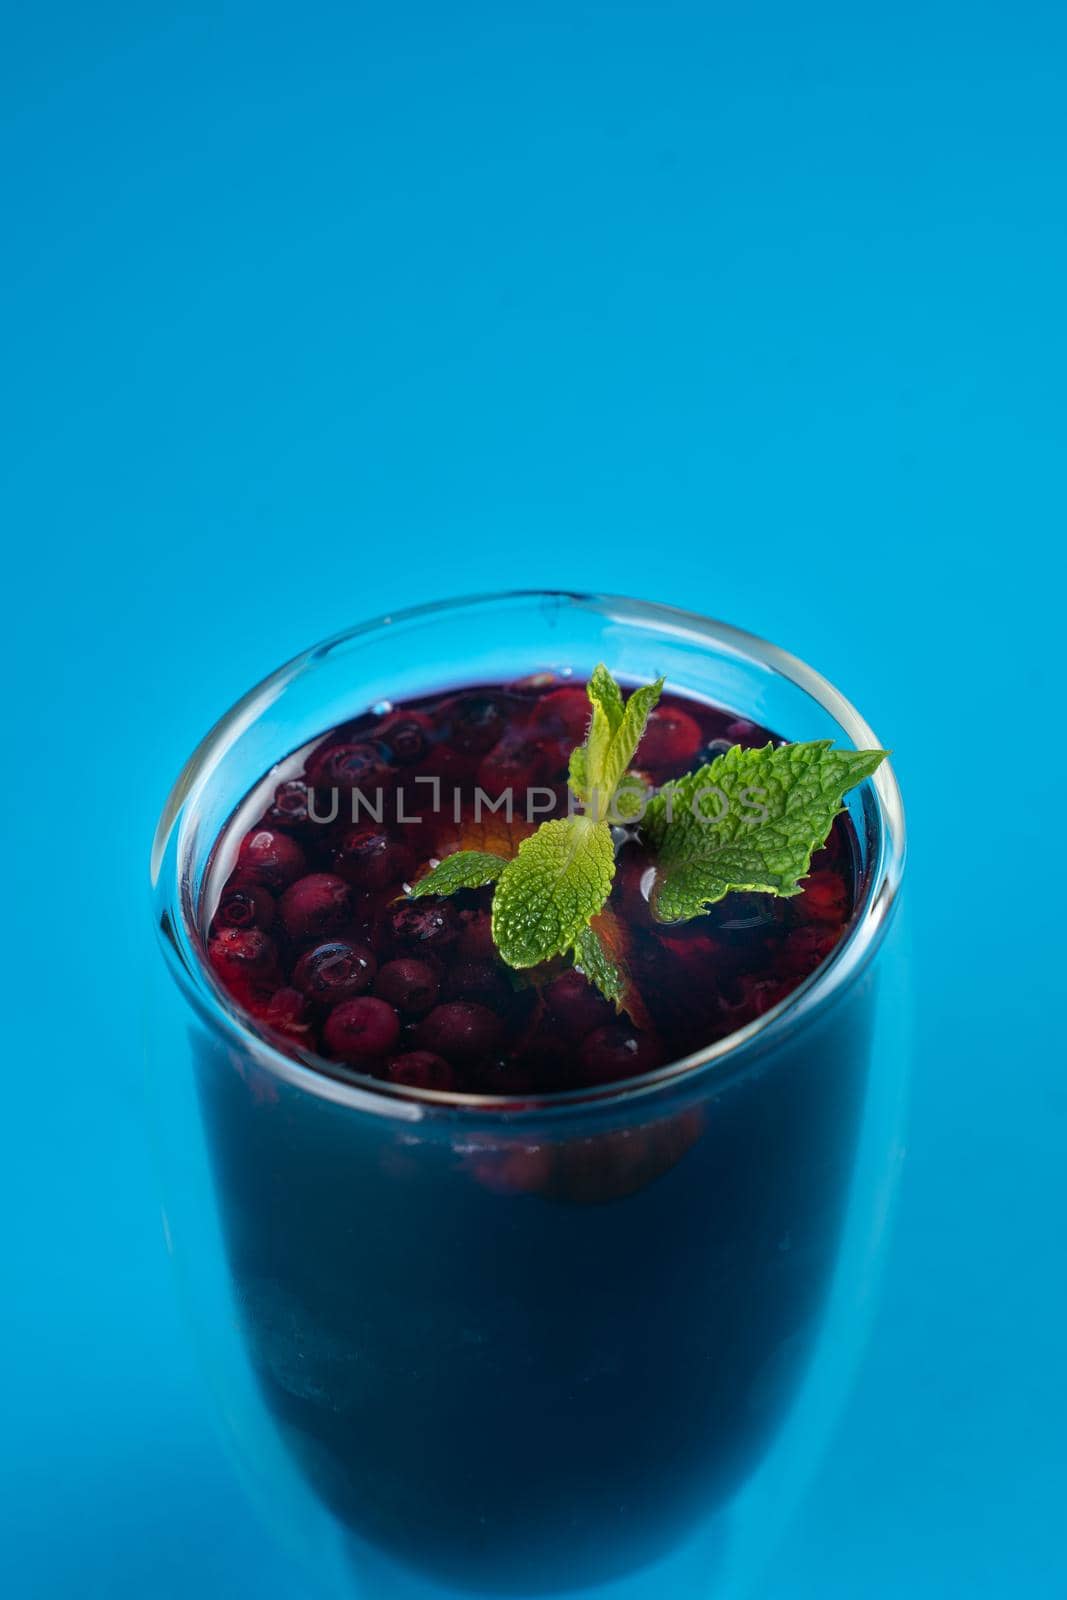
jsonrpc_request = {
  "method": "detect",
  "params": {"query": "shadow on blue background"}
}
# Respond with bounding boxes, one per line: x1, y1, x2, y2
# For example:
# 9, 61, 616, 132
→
2, 4, 1064, 1595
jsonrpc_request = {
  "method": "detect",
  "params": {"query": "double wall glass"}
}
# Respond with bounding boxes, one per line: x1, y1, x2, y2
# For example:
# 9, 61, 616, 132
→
149, 592, 907, 1599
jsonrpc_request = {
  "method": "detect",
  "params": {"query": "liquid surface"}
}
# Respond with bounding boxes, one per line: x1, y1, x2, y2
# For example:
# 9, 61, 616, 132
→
204, 676, 856, 1094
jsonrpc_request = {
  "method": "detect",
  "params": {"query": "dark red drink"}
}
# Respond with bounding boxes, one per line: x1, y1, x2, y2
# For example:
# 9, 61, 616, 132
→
205, 676, 856, 1098
193, 672, 870, 1590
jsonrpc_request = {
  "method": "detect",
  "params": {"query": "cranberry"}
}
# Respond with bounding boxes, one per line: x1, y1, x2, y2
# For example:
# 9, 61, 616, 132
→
476, 734, 555, 797
457, 911, 496, 960
279, 873, 355, 940
214, 882, 274, 932
376, 711, 433, 766
440, 693, 508, 756
579, 1023, 664, 1086
723, 719, 763, 748
293, 940, 376, 1006
248, 985, 310, 1042
639, 706, 702, 769
531, 685, 590, 741
323, 996, 400, 1061
388, 900, 459, 953
544, 968, 614, 1037
799, 869, 849, 924
208, 927, 279, 989
374, 958, 440, 1015
441, 958, 510, 1007
305, 741, 395, 793
386, 1051, 456, 1091
265, 779, 315, 833
332, 828, 415, 890
237, 828, 306, 890
417, 1001, 504, 1061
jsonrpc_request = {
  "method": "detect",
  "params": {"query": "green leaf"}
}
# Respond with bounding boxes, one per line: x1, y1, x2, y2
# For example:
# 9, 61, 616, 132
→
584, 702, 615, 805
643, 741, 888, 923
570, 665, 664, 814
491, 816, 616, 968
572, 925, 625, 1009
597, 676, 664, 802
568, 744, 590, 804
409, 850, 509, 898
586, 663, 625, 734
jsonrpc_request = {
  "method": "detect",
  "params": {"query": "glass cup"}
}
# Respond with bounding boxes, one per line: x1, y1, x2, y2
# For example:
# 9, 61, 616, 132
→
148, 592, 907, 1599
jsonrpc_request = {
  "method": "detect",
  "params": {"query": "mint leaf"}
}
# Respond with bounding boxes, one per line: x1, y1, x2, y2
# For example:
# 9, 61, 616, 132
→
568, 664, 664, 815
572, 924, 625, 1009
643, 741, 887, 922
596, 677, 664, 803
491, 816, 615, 968
568, 744, 591, 804
409, 850, 509, 898
587, 663, 625, 734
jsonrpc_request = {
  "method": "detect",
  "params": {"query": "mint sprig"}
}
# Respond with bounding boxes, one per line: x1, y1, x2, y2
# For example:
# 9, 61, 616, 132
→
488, 667, 663, 967
569, 666, 665, 818
643, 740, 888, 922
405, 665, 889, 1014
407, 666, 662, 1003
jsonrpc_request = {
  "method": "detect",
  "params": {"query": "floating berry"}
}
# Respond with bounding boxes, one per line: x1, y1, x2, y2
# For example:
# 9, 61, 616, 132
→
238, 828, 306, 890
531, 685, 591, 741
476, 732, 555, 798
440, 693, 508, 756
214, 882, 274, 932
386, 1051, 456, 1091
376, 711, 433, 766
279, 873, 355, 941
305, 741, 395, 793
293, 940, 376, 1006
441, 958, 510, 1007
456, 911, 496, 960
332, 828, 415, 890
208, 927, 279, 989
265, 779, 315, 833
639, 706, 702, 769
248, 985, 310, 1042
374, 958, 440, 1016
417, 1001, 504, 1061
723, 719, 762, 747
544, 969, 614, 1038
323, 996, 400, 1061
579, 1023, 664, 1085
389, 900, 459, 954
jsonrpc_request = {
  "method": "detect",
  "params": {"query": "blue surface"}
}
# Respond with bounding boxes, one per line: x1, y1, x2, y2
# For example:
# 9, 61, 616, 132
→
2, 4, 1064, 1595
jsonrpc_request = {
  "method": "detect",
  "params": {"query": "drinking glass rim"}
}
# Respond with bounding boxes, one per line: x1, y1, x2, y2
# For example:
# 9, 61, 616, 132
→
151, 589, 906, 1122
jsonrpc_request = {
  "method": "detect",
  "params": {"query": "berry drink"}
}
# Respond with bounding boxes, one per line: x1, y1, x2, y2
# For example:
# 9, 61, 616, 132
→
191, 673, 872, 1591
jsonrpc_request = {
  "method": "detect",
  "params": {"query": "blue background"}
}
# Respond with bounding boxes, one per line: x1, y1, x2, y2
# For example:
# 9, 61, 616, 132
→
3, 4, 1064, 1595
